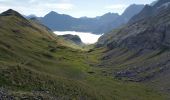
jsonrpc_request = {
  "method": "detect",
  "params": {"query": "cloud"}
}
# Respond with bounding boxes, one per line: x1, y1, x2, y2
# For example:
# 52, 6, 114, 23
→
0, 1, 75, 17
60, 0, 71, 2
45, 3, 74, 10
105, 4, 128, 9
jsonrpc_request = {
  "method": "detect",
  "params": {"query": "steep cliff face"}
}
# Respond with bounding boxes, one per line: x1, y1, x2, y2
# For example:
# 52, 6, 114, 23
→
98, 0, 170, 53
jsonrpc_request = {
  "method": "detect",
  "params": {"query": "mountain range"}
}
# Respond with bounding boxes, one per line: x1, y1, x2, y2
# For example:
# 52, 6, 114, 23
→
40, 11, 119, 34
27, 4, 144, 34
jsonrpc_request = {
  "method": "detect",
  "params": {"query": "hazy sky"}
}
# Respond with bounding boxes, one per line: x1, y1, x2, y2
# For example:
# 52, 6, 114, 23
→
0, 0, 155, 18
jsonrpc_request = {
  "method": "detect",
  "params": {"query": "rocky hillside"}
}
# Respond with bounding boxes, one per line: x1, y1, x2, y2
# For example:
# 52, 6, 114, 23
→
98, 0, 170, 52
96, 0, 170, 96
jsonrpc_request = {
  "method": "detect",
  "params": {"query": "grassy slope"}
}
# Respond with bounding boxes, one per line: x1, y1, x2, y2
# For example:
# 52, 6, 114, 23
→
99, 47, 170, 98
0, 13, 167, 99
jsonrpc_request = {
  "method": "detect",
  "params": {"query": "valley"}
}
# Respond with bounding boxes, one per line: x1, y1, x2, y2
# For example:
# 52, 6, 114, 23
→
0, 9, 167, 100
0, 0, 170, 100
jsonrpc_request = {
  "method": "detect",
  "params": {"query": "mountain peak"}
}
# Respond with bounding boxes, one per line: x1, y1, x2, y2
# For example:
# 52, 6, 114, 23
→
49, 11, 58, 14
1, 9, 19, 16
0, 9, 25, 19
45, 11, 73, 18
122, 4, 145, 17
46, 11, 60, 17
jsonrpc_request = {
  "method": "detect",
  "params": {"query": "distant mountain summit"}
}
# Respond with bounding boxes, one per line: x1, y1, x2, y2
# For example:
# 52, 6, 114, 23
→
40, 11, 119, 34
95, 4, 145, 34
42, 11, 75, 31
39, 4, 144, 34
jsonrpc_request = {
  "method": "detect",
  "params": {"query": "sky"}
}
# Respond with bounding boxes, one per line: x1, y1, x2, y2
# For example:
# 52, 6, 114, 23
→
0, 0, 155, 18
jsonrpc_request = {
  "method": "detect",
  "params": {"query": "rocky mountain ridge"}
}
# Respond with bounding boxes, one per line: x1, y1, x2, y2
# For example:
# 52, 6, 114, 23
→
26, 4, 144, 34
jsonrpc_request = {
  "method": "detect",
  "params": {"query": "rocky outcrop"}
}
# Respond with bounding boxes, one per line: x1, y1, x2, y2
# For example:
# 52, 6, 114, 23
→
58, 34, 82, 45
96, 0, 170, 85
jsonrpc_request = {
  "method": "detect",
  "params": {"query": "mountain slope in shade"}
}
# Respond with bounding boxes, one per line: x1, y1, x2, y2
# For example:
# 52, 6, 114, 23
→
129, 0, 170, 24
